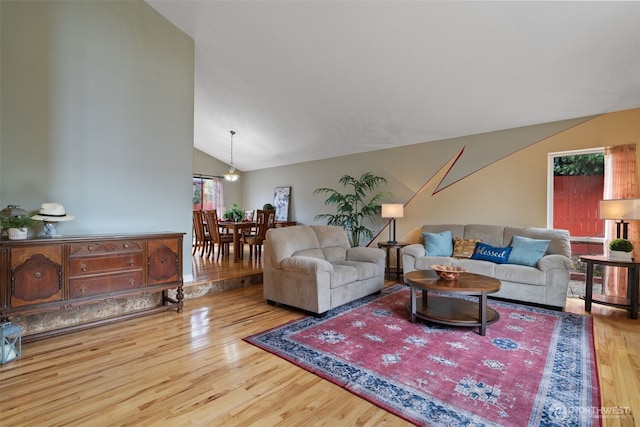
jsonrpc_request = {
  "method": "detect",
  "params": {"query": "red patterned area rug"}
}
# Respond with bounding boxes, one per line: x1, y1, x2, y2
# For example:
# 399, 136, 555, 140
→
245, 285, 601, 426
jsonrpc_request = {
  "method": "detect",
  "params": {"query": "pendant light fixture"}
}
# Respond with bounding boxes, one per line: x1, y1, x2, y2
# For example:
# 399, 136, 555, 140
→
224, 130, 240, 182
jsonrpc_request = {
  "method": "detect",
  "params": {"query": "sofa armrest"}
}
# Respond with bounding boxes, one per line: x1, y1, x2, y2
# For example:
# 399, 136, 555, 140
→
403, 244, 425, 258
346, 247, 386, 264
280, 256, 333, 274
538, 254, 571, 271
401, 244, 425, 274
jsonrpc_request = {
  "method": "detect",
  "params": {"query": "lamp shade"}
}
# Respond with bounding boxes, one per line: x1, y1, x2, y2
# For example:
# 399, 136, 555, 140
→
381, 204, 404, 218
599, 199, 640, 220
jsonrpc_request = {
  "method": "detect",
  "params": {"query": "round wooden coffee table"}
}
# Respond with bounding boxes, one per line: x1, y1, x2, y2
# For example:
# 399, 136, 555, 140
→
404, 270, 501, 336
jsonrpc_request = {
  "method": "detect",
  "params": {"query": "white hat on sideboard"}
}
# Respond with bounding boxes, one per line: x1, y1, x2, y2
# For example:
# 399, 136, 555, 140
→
32, 203, 75, 222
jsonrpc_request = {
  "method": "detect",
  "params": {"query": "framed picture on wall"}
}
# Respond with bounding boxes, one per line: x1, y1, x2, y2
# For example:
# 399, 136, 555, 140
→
273, 186, 291, 222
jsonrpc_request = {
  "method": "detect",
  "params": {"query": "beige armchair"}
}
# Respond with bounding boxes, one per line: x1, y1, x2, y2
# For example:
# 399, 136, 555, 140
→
263, 225, 386, 316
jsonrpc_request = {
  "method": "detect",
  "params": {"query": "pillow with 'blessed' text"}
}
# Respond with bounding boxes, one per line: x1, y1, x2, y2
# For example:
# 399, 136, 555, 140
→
471, 242, 512, 264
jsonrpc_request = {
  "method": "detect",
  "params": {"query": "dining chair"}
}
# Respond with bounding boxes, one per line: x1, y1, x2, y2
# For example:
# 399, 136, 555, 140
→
243, 209, 275, 260
205, 209, 233, 260
192, 210, 210, 257
242, 210, 256, 237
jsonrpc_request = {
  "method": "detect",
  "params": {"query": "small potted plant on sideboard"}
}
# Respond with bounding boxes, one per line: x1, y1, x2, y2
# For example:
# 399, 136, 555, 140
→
1, 215, 38, 240
608, 238, 633, 261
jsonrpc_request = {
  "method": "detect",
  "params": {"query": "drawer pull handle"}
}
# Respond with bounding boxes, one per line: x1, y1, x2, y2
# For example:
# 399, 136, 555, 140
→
129, 278, 135, 286
34, 271, 41, 279
124, 243, 129, 248
129, 259, 134, 266
81, 263, 87, 272
80, 285, 86, 293
161, 259, 166, 264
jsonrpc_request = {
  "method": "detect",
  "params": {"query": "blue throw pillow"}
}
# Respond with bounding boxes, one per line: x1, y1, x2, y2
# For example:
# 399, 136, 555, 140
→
471, 242, 512, 264
422, 230, 453, 256
508, 235, 551, 267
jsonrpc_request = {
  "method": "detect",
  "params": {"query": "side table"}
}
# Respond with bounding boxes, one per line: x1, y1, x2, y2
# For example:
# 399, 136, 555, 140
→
377, 241, 409, 280
579, 255, 639, 320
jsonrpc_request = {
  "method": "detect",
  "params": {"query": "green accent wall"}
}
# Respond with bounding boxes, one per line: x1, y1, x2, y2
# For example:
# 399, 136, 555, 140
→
0, 0, 195, 279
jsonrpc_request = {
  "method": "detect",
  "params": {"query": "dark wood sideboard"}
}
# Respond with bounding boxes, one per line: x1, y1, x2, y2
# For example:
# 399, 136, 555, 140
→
0, 232, 184, 341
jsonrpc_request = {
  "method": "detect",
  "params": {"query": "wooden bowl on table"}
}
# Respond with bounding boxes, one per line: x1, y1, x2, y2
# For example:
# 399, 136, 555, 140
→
429, 264, 466, 281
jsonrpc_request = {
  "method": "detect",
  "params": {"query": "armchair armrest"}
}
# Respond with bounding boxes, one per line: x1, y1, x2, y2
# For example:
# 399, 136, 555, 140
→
538, 254, 571, 271
346, 247, 386, 263
280, 256, 333, 274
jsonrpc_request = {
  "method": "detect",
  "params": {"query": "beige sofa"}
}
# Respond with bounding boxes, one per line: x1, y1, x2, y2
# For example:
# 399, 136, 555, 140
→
263, 225, 386, 315
402, 224, 572, 309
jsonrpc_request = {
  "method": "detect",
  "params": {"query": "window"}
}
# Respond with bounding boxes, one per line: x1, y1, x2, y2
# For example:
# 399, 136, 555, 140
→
193, 176, 224, 212
548, 148, 605, 257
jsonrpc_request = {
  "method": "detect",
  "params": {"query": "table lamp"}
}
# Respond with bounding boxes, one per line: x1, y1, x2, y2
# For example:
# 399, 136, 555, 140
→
381, 204, 404, 244
599, 198, 640, 239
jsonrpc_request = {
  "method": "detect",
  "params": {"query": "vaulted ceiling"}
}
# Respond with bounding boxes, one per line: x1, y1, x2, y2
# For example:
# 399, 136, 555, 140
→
146, 1, 640, 172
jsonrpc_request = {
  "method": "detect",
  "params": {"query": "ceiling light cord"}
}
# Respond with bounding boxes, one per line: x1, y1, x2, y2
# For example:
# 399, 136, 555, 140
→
229, 130, 236, 171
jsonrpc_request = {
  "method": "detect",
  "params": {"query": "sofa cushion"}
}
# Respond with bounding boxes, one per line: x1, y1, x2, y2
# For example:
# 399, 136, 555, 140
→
508, 235, 550, 267
495, 263, 547, 286
415, 256, 453, 271
422, 224, 466, 239
333, 260, 379, 281
321, 247, 348, 262
503, 226, 571, 258
293, 248, 326, 259
471, 242, 512, 264
453, 238, 481, 258
423, 230, 453, 256
310, 225, 351, 250
347, 247, 386, 264
453, 258, 497, 277
266, 226, 321, 265
329, 265, 359, 288
464, 224, 505, 247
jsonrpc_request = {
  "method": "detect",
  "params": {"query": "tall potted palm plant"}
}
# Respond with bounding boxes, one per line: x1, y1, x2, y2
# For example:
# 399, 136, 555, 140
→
314, 172, 390, 247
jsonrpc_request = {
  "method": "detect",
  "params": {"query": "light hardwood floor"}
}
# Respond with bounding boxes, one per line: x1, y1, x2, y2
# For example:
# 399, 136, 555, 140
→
0, 253, 638, 426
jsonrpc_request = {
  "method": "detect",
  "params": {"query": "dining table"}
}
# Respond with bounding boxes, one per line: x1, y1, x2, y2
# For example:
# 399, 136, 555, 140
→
217, 221, 256, 262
